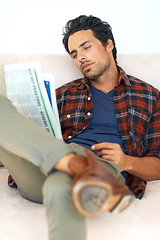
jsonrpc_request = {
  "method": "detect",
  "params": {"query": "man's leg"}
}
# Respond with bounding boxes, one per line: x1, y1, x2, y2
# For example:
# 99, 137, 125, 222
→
0, 95, 76, 176
0, 146, 45, 202
43, 172, 86, 240
0, 95, 86, 239
0, 146, 86, 240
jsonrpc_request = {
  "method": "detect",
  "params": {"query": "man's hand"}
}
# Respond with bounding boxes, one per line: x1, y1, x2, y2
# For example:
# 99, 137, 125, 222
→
91, 142, 128, 171
91, 142, 160, 181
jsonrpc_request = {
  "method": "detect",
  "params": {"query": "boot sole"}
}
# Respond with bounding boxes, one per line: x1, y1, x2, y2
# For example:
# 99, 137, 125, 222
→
72, 178, 133, 216
111, 194, 134, 214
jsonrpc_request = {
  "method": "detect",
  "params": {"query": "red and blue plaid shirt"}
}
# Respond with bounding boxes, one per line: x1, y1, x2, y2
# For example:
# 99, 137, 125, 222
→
8, 67, 160, 199
56, 66, 160, 199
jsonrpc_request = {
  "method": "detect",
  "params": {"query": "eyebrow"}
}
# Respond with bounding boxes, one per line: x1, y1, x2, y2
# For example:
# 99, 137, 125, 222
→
69, 41, 90, 56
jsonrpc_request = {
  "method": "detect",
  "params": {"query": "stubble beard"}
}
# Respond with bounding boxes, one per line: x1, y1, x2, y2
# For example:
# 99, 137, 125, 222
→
83, 63, 108, 81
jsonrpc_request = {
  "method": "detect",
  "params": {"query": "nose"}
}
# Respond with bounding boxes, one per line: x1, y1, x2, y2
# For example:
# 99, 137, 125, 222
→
78, 55, 86, 63
80, 57, 85, 62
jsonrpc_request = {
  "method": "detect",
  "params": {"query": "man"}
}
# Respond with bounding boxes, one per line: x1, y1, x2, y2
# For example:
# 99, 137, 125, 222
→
61, 15, 160, 182
1, 15, 160, 240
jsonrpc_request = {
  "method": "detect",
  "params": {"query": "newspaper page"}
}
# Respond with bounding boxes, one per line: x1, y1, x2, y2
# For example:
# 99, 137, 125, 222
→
43, 73, 61, 130
4, 62, 62, 139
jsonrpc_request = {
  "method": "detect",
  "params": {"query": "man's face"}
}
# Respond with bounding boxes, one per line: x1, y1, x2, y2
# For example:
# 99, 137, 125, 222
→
68, 29, 114, 80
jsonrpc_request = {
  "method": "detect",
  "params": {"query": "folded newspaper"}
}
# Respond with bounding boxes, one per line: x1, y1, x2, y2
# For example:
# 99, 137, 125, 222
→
1, 62, 62, 139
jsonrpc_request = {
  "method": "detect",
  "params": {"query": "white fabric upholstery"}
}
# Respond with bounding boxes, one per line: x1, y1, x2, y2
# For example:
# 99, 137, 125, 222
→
0, 54, 160, 240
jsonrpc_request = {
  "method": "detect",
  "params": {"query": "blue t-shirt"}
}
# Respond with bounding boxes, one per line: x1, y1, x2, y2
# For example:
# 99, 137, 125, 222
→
67, 85, 128, 179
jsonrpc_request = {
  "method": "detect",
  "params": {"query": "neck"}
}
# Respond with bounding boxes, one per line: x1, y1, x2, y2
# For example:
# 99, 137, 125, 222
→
89, 64, 119, 93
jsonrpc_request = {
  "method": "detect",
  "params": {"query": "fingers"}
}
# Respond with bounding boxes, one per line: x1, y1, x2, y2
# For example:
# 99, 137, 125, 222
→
91, 142, 119, 159
91, 142, 124, 166
91, 142, 118, 151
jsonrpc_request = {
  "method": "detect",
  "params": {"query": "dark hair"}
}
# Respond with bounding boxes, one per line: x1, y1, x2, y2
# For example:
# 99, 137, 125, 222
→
62, 15, 117, 64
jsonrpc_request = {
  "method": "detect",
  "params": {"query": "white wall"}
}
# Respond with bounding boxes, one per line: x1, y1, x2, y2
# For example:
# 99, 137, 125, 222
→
0, 0, 160, 54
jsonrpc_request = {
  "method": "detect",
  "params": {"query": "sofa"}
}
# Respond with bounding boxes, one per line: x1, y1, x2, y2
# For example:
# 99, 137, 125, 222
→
0, 54, 160, 240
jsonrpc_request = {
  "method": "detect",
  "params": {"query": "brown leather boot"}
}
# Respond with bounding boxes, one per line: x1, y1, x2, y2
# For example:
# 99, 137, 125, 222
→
68, 149, 134, 216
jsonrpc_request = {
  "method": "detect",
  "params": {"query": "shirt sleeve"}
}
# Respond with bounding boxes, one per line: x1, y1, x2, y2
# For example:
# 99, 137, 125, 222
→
144, 92, 160, 159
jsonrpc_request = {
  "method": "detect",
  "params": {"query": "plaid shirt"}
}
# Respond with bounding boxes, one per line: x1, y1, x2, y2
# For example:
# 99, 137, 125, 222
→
56, 66, 160, 199
8, 67, 160, 199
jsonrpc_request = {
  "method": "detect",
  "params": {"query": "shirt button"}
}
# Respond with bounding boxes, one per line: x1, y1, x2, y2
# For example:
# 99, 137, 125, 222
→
88, 96, 91, 101
68, 135, 72, 139
87, 112, 91, 116
67, 114, 70, 118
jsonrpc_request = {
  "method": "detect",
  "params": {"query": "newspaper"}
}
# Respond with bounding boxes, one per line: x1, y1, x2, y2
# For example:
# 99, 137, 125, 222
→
3, 62, 62, 139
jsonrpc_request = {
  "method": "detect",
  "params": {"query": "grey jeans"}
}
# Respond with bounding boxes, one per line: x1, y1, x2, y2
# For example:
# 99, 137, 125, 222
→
0, 95, 122, 240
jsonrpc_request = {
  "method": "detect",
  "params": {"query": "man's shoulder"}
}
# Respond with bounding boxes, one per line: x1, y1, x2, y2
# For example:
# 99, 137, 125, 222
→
56, 78, 84, 91
127, 74, 160, 93
119, 66, 160, 95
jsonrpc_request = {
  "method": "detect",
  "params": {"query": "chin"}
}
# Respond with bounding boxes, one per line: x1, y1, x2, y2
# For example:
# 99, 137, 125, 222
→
84, 71, 95, 80
84, 72, 100, 81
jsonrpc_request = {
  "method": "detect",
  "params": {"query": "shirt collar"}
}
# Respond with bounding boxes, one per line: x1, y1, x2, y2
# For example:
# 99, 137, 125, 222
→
117, 66, 132, 87
77, 78, 90, 90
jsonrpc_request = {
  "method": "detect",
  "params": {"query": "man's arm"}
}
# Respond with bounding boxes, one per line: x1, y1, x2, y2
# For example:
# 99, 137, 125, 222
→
91, 142, 160, 181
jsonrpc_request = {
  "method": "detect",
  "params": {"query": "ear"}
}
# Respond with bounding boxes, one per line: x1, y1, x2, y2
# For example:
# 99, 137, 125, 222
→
106, 39, 114, 52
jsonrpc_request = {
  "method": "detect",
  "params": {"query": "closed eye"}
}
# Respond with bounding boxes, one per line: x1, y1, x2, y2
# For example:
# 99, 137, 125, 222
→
73, 53, 77, 59
70, 51, 77, 59
84, 46, 91, 50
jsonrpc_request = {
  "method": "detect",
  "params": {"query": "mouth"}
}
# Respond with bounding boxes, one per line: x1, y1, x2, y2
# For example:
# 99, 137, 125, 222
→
81, 62, 93, 71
